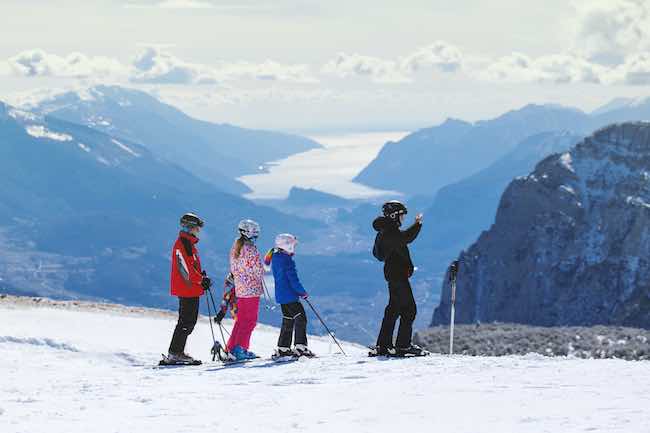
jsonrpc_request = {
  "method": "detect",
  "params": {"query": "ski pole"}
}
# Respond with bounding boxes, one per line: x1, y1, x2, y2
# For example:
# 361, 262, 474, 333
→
205, 287, 230, 358
448, 260, 459, 355
304, 298, 346, 356
204, 288, 218, 360
261, 278, 276, 311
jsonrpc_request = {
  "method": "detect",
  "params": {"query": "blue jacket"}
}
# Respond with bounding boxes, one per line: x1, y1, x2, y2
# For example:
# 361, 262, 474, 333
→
271, 250, 306, 304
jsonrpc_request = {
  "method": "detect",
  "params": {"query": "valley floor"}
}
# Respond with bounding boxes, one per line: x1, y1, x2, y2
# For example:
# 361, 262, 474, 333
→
1, 297, 648, 433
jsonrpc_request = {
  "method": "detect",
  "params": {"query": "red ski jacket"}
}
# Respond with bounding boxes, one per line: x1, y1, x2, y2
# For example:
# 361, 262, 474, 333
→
170, 231, 204, 298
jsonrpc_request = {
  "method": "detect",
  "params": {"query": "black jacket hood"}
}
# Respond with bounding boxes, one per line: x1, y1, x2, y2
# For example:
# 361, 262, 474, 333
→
373, 216, 399, 232
373, 216, 387, 232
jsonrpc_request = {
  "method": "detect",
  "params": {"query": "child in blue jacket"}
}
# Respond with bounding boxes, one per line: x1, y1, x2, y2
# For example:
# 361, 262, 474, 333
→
264, 233, 315, 358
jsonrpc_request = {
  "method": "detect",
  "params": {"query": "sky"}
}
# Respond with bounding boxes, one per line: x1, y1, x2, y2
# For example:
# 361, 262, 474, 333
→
1, 0, 649, 132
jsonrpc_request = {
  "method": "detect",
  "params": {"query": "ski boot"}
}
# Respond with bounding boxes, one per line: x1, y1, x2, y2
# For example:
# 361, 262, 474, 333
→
160, 351, 202, 366
396, 344, 430, 357
368, 345, 397, 357
293, 344, 316, 358
272, 347, 296, 361
243, 349, 259, 360
230, 346, 249, 362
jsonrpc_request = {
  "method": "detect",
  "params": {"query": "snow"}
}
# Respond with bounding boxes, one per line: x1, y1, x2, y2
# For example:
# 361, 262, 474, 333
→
25, 125, 73, 142
111, 138, 140, 157
559, 152, 574, 172
626, 196, 650, 209
559, 185, 575, 195
1, 301, 649, 433
8, 108, 40, 122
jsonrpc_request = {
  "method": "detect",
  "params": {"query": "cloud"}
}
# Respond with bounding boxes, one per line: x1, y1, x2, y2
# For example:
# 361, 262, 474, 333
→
572, 0, 650, 65
131, 46, 218, 84
217, 60, 317, 83
400, 41, 463, 73
131, 46, 317, 84
322, 53, 410, 83
481, 52, 606, 84
323, 42, 463, 83
610, 52, 650, 85
8, 50, 128, 78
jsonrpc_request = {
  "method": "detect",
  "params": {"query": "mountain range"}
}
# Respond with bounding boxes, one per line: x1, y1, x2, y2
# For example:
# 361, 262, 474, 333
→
414, 131, 584, 260
355, 99, 650, 197
29, 86, 322, 195
432, 123, 650, 328
0, 99, 319, 307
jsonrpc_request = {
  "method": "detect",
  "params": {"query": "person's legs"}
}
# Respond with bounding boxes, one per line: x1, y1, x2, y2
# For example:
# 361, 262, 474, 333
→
169, 297, 200, 354
395, 280, 417, 349
278, 303, 300, 348
237, 297, 260, 350
226, 316, 243, 352
292, 302, 308, 346
376, 282, 401, 348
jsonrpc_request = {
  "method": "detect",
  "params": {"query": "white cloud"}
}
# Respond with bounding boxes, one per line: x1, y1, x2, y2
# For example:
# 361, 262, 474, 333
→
8, 50, 128, 78
4, 47, 316, 86
217, 60, 317, 83
572, 0, 650, 65
400, 41, 463, 73
131, 46, 218, 84
609, 52, 650, 85
323, 41, 464, 83
481, 52, 606, 84
131, 46, 317, 84
322, 52, 409, 83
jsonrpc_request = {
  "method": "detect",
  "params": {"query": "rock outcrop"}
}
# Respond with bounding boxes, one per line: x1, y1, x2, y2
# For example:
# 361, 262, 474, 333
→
432, 122, 650, 329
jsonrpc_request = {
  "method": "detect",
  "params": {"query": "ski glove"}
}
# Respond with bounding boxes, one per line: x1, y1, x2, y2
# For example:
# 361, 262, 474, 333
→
201, 276, 212, 291
214, 308, 226, 324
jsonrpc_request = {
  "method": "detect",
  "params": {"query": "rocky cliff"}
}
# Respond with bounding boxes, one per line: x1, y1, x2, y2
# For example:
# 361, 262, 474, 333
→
432, 122, 650, 329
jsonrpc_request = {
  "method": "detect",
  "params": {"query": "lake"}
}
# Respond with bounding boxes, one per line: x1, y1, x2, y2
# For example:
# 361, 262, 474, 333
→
238, 131, 410, 200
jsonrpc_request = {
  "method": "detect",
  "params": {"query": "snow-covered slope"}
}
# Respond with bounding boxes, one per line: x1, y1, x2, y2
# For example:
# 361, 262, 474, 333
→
1, 297, 649, 433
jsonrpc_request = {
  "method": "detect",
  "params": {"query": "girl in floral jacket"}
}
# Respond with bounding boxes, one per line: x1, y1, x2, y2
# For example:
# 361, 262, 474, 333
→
225, 219, 264, 361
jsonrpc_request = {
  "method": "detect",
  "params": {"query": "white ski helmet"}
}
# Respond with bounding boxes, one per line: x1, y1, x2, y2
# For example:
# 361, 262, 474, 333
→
238, 219, 261, 240
275, 233, 298, 254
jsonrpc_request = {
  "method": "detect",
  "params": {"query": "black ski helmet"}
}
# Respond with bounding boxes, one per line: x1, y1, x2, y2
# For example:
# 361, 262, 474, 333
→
180, 212, 204, 229
382, 200, 408, 221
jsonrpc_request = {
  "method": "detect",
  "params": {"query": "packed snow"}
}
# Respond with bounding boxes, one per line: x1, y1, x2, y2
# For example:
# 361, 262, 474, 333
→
1, 299, 649, 433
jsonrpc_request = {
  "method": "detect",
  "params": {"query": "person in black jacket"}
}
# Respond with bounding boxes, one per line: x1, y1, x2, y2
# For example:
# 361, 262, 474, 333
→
371, 200, 425, 357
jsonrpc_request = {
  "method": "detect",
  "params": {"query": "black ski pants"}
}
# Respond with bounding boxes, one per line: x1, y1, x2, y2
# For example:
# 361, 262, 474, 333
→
376, 279, 417, 349
277, 302, 308, 348
169, 296, 200, 354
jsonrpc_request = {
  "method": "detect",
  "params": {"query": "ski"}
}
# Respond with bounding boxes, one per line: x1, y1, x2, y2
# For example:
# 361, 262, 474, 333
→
368, 346, 431, 358
218, 355, 299, 367
219, 356, 262, 366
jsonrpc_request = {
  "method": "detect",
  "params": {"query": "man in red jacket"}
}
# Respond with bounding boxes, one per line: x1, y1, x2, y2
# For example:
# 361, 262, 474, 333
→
166, 212, 211, 364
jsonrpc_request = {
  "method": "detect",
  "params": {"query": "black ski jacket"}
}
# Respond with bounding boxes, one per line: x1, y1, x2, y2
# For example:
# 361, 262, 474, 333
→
373, 216, 421, 282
